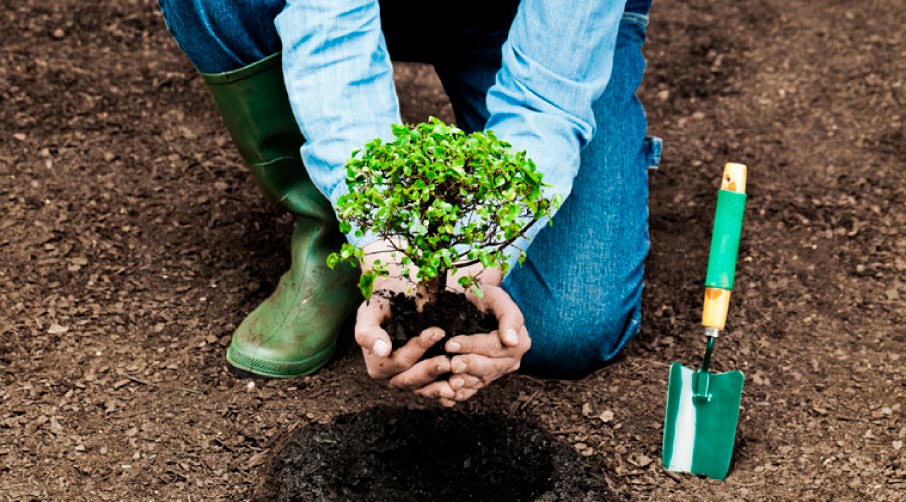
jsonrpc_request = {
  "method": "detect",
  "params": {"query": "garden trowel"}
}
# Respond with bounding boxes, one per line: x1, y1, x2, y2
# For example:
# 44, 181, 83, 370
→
662, 162, 748, 481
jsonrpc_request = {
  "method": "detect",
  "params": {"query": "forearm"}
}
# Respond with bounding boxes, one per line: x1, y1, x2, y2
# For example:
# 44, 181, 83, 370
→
486, 0, 627, 272
275, 0, 400, 247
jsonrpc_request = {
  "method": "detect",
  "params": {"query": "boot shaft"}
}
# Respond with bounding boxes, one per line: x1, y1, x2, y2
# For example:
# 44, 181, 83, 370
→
200, 53, 334, 222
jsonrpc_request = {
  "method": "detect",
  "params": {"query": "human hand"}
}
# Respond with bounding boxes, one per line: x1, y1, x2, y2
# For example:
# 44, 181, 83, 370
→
442, 284, 531, 403
354, 291, 459, 402
354, 239, 457, 404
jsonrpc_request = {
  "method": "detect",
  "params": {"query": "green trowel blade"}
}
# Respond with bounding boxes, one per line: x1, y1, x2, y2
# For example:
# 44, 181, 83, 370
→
662, 361, 744, 480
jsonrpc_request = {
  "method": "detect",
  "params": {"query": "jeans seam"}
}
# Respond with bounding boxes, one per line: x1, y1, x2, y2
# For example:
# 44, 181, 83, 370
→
621, 12, 649, 28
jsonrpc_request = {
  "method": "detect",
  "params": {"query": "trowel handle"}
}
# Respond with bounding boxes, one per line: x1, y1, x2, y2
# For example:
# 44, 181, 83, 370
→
702, 163, 747, 331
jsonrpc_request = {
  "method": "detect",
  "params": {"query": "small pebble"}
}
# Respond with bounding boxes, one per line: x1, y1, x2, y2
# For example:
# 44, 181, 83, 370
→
52, 28, 65, 39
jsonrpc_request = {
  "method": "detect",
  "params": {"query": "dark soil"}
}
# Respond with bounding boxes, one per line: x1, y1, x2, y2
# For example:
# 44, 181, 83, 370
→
1, 0, 904, 500
381, 290, 497, 359
264, 406, 620, 502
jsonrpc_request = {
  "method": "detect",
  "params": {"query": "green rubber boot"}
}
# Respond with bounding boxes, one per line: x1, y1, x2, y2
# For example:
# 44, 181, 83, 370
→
201, 53, 360, 378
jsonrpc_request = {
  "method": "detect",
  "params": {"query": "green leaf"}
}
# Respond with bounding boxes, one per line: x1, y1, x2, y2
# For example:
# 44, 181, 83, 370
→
329, 119, 560, 299
326, 253, 339, 270
391, 124, 408, 137
358, 273, 376, 298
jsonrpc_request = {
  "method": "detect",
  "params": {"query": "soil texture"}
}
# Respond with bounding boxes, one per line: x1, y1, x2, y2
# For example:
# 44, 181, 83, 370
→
1, 0, 903, 500
264, 406, 619, 502
381, 290, 497, 359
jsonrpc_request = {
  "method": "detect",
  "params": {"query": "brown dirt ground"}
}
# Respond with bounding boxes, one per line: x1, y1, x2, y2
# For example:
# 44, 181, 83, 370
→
1, 0, 903, 500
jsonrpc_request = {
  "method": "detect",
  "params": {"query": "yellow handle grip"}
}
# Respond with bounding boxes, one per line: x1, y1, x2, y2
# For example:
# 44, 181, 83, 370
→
702, 163, 747, 330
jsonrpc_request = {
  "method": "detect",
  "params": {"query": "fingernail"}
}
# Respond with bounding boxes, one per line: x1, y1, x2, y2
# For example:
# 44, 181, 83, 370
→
372, 339, 389, 357
440, 387, 455, 399
505, 328, 519, 345
453, 361, 466, 373
450, 377, 464, 390
429, 331, 444, 343
448, 341, 461, 352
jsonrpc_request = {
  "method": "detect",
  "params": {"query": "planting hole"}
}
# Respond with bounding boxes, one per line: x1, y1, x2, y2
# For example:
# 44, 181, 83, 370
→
264, 406, 618, 501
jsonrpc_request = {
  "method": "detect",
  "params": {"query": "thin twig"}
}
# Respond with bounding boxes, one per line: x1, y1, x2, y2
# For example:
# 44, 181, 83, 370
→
662, 470, 683, 482
124, 374, 157, 387
551, 428, 582, 435
518, 389, 542, 411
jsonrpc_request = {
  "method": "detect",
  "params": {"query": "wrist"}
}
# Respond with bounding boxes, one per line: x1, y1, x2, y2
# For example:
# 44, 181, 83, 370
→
362, 238, 418, 294
449, 263, 503, 290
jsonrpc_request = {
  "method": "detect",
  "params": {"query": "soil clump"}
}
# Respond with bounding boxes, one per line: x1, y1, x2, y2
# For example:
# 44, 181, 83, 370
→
381, 290, 497, 358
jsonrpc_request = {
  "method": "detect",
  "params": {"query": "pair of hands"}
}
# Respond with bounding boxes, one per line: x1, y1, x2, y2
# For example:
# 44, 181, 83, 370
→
352, 242, 531, 406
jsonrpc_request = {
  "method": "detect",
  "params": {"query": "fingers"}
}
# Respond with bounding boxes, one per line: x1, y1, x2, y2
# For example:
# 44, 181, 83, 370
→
414, 380, 456, 401
469, 286, 525, 348
417, 368, 483, 407
416, 382, 458, 408
446, 332, 501, 355
451, 354, 520, 382
453, 387, 478, 402
445, 329, 530, 357
415, 375, 483, 407
389, 355, 451, 390
449, 373, 483, 391
362, 328, 445, 380
485, 290, 525, 348
358, 326, 392, 358
391, 327, 445, 368
355, 300, 392, 357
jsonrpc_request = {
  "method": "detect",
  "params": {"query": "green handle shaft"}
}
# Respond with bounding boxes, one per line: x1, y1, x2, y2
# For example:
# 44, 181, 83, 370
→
704, 189, 747, 291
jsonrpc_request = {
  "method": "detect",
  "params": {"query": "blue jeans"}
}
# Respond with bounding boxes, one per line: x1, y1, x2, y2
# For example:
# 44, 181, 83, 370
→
159, 0, 660, 378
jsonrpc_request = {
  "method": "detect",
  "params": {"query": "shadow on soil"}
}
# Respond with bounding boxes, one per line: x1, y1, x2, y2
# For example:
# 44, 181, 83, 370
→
262, 406, 622, 502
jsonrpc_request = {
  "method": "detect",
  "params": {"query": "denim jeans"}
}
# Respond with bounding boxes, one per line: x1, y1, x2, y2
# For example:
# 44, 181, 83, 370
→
158, 0, 660, 377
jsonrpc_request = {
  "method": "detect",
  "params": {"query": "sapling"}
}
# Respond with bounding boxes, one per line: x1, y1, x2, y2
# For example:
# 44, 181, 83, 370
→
327, 117, 559, 323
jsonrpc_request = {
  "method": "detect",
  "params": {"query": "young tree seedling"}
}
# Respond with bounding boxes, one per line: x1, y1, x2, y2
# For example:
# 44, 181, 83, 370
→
327, 117, 560, 308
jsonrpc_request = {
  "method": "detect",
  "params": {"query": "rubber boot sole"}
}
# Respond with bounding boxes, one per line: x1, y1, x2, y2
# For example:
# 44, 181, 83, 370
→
225, 340, 336, 379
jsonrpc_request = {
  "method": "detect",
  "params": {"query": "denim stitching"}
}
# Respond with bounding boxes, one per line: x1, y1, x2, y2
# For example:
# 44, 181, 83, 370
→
621, 12, 649, 28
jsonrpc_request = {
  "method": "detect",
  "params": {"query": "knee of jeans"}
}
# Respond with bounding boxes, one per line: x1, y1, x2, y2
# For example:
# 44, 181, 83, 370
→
158, 0, 195, 17
522, 293, 642, 379
160, 0, 224, 13
158, 0, 205, 37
